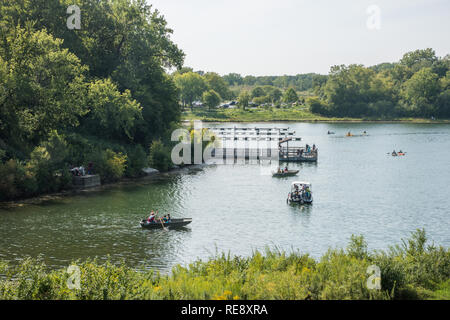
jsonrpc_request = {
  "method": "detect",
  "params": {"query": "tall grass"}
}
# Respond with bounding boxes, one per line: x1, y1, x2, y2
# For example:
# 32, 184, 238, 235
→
0, 230, 448, 300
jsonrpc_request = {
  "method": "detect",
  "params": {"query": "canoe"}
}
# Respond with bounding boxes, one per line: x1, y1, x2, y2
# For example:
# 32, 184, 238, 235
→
140, 218, 192, 229
272, 170, 299, 177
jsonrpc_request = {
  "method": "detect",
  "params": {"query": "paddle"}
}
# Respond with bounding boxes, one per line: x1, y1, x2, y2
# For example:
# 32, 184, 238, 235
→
159, 217, 168, 231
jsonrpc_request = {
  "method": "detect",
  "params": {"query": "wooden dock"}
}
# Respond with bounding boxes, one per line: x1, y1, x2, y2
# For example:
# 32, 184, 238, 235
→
205, 127, 318, 162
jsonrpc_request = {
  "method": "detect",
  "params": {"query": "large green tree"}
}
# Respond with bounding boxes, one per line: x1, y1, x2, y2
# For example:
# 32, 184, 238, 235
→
174, 72, 207, 109
402, 68, 440, 116
1, 0, 185, 145
204, 72, 230, 100
283, 88, 299, 103
0, 26, 88, 153
202, 90, 221, 110
238, 91, 250, 110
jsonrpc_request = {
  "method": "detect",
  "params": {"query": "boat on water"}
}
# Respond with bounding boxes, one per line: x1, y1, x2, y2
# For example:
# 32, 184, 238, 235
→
140, 218, 193, 229
287, 181, 313, 204
278, 137, 318, 162
272, 170, 299, 177
391, 151, 406, 157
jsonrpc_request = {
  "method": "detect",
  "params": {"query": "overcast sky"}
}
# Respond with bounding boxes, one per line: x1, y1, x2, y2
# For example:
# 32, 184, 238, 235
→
149, 0, 450, 76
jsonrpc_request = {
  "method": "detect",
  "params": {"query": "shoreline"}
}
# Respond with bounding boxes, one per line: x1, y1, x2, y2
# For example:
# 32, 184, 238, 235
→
0, 164, 208, 209
182, 118, 450, 124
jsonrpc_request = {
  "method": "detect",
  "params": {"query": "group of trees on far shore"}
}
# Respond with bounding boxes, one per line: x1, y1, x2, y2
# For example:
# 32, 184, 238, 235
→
179, 48, 449, 119
307, 49, 450, 118
173, 68, 308, 110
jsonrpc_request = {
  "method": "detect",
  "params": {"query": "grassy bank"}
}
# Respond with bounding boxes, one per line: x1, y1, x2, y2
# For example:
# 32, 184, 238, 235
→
181, 107, 450, 123
0, 230, 448, 300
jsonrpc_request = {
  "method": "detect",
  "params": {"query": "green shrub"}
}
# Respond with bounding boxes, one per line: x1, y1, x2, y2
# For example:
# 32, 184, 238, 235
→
0, 230, 448, 300
91, 149, 127, 182
0, 159, 38, 200
148, 140, 172, 172
306, 97, 329, 115
125, 145, 147, 178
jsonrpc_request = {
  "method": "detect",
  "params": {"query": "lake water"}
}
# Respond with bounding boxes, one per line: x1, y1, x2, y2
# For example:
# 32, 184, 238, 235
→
0, 122, 449, 272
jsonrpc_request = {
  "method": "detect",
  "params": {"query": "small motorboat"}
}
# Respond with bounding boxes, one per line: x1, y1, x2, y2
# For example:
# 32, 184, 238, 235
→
140, 218, 192, 229
272, 170, 299, 177
287, 181, 313, 204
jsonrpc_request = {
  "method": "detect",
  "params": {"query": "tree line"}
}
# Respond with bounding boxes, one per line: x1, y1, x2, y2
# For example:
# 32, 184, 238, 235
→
307, 49, 450, 118
177, 48, 449, 119
173, 67, 309, 110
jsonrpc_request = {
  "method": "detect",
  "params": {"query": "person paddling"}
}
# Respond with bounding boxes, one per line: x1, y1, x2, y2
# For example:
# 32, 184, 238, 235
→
147, 211, 156, 223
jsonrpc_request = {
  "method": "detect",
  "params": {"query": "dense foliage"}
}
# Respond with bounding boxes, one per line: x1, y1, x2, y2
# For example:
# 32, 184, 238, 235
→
0, 230, 448, 300
180, 48, 449, 119
307, 49, 450, 118
0, 0, 185, 200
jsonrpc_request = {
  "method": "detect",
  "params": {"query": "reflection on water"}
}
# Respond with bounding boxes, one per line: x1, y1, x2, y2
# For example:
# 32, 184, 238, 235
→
0, 123, 449, 273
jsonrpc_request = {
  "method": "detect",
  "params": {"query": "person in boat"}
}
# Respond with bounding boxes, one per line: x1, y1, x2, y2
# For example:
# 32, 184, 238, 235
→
162, 215, 169, 223
284, 166, 288, 173
399, 150, 403, 153
147, 211, 156, 223
392, 150, 397, 156
167, 214, 171, 222
347, 131, 351, 137
312, 144, 316, 152
305, 186, 311, 199
363, 131, 367, 134
277, 167, 282, 174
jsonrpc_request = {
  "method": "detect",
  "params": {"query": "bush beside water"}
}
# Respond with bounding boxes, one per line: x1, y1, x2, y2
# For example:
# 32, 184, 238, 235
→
0, 230, 448, 300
